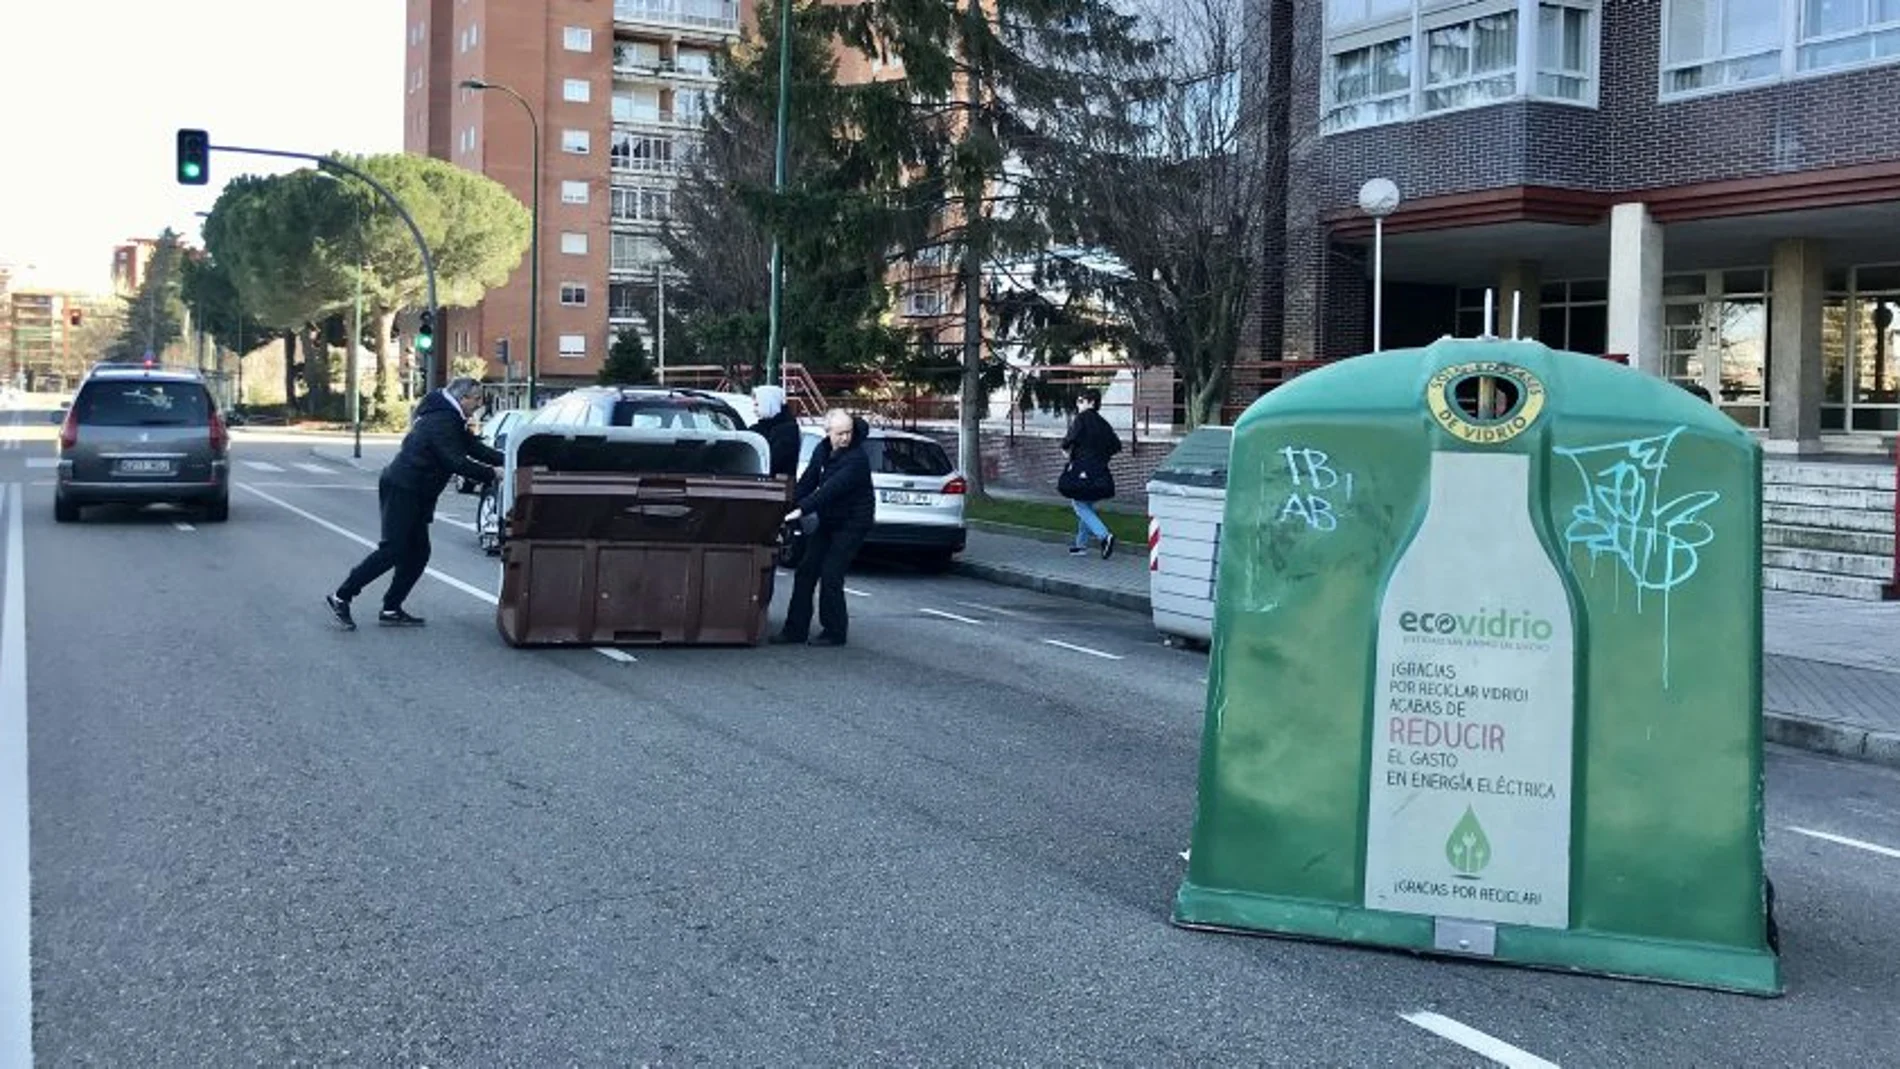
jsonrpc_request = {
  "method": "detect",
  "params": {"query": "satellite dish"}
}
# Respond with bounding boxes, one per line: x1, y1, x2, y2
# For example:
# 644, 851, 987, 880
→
1358, 178, 1401, 218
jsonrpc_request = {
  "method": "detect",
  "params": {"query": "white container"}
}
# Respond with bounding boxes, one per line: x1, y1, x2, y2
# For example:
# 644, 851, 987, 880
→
1146, 427, 1232, 647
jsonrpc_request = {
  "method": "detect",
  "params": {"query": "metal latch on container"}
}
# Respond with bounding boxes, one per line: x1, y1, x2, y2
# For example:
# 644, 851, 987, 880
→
1433, 917, 1496, 957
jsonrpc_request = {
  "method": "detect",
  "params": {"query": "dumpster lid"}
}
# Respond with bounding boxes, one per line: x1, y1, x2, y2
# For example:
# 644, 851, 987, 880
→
1148, 426, 1233, 489
507, 424, 770, 478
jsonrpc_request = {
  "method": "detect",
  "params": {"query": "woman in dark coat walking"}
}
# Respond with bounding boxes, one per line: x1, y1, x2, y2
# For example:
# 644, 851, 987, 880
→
1057, 387, 1122, 559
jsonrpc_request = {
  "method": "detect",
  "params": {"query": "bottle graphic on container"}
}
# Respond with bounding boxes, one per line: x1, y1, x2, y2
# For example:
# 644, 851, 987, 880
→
1361, 434, 1577, 930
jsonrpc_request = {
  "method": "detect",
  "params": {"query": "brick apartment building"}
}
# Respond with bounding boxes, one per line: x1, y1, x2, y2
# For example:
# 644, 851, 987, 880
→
1263, 0, 1900, 451
404, 0, 753, 388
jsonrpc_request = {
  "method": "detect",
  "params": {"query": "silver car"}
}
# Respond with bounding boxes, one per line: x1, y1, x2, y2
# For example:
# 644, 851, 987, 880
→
797, 427, 967, 569
54, 364, 231, 523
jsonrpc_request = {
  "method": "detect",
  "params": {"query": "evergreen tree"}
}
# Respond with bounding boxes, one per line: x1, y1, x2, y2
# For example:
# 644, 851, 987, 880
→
598, 328, 658, 385
109, 229, 188, 362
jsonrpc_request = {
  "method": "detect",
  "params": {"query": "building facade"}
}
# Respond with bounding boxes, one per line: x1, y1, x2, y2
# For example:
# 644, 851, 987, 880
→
404, 0, 750, 387
110, 239, 162, 299
1267, 0, 1900, 449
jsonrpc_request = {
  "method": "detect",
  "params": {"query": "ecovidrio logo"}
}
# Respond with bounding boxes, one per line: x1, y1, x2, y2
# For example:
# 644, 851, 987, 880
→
1396, 607, 1556, 643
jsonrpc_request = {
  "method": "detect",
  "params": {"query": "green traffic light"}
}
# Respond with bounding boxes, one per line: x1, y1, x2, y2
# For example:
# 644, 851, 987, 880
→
416, 335, 434, 352
182, 163, 201, 179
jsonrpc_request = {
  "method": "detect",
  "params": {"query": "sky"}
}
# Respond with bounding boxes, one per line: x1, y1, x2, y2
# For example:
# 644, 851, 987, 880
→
0, 0, 405, 294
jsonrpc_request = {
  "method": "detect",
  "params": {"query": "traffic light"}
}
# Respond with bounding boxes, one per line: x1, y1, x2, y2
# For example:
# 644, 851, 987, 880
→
67, 309, 82, 327
415, 309, 435, 354
176, 128, 210, 185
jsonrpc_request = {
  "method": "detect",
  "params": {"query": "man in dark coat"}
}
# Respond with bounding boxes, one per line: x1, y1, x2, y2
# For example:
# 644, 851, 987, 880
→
749, 384, 801, 479
1058, 387, 1123, 559
773, 409, 875, 646
326, 377, 503, 629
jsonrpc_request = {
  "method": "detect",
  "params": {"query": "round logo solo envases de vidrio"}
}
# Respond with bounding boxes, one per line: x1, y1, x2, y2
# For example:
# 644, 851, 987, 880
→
1425, 362, 1547, 445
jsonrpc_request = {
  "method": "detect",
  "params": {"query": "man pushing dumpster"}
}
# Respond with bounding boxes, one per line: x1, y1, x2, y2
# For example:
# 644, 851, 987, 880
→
772, 409, 875, 647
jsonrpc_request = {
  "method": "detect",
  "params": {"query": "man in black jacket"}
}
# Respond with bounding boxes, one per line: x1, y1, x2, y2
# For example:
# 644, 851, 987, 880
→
749, 384, 801, 479
326, 377, 503, 629
773, 409, 875, 646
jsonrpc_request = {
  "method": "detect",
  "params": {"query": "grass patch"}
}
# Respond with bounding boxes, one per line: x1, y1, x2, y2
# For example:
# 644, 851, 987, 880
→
967, 495, 1147, 544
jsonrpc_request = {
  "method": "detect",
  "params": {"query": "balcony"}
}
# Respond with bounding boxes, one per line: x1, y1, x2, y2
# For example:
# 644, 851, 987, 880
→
613, 0, 740, 36
609, 129, 701, 179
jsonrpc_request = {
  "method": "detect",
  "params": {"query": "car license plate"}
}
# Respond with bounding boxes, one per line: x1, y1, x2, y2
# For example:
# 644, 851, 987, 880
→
116, 459, 174, 475
879, 490, 933, 505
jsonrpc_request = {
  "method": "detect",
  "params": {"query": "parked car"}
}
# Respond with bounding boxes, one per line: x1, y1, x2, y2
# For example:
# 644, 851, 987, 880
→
472, 407, 531, 554
53, 364, 230, 523
473, 387, 753, 555
796, 426, 967, 569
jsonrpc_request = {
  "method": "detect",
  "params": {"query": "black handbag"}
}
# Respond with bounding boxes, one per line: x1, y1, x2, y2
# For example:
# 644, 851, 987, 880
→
776, 513, 819, 569
1058, 460, 1114, 502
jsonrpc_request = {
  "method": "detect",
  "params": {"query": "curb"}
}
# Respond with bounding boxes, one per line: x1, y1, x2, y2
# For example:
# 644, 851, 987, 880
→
966, 518, 1077, 546
1763, 713, 1900, 770
951, 555, 1900, 772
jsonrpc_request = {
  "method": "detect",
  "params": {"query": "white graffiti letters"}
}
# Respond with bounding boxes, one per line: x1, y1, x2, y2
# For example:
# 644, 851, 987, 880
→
1279, 446, 1355, 532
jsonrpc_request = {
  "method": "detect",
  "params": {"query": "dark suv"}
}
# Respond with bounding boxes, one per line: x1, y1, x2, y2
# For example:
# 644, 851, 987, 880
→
55, 365, 231, 523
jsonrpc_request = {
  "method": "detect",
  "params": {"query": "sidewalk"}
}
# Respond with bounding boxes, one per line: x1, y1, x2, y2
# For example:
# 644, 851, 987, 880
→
305, 438, 1900, 768
955, 522, 1900, 770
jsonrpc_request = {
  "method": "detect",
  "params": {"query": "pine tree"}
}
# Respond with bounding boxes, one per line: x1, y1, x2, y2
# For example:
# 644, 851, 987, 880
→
598, 328, 658, 385
109, 229, 188, 363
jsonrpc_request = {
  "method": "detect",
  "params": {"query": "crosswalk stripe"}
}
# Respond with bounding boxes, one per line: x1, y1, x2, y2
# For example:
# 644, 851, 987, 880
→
294, 462, 335, 475
242, 460, 285, 472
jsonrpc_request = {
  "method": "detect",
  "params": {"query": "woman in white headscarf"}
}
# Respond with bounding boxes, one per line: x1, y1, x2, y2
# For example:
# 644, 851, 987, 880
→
750, 385, 801, 478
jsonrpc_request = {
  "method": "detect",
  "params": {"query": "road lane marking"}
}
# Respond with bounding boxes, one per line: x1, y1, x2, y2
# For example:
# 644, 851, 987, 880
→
294, 462, 336, 475
173, 521, 195, 532
956, 600, 1025, 617
249, 482, 372, 491
920, 608, 982, 624
434, 514, 478, 532
844, 586, 870, 598
240, 484, 499, 606
23, 459, 54, 469
1043, 639, 1124, 661
1, 484, 32, 1063
242, 460, 285, 472
595, 648, 637, 663
1788, 826, 1900, 860
1401, 1012, 1558, 1069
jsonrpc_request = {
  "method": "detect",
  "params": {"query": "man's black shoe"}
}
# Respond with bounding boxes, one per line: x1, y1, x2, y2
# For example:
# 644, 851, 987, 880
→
1102, 534, 1117, 560
325, 593, 356, 631
378, 608, 426, 627
810, 632, 847, 646
769, 632, 807, 645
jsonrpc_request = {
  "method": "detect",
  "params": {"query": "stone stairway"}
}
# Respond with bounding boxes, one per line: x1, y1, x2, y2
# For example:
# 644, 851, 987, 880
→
1762, 459, 1896, 600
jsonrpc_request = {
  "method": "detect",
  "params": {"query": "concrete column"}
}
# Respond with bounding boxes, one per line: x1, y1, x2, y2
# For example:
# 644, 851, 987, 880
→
1606, 202, 1665, 375
1495, 260, 1542, 340
1768, 238, 1825, 454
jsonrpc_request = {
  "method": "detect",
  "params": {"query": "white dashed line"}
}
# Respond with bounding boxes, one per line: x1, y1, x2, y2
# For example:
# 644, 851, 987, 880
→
22, 459, 54, 470
173, 521, 195, 532
594, 648, 637, 663
955, 600, 1025, 617
1, 484, 33, 1063
919, 608, 982, 625
1401, 1012, 1558, 1069
239, 485, 499, 606
433, 514, 478, 532
1043, 639, 1123, 661
1788, 826, 1900, 860
844, 586, 870, 598
242, 460, 285, 472
294, 462, 336, 475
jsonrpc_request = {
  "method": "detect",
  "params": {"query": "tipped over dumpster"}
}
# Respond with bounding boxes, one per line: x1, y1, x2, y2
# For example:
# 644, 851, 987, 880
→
494, 424, 791, 647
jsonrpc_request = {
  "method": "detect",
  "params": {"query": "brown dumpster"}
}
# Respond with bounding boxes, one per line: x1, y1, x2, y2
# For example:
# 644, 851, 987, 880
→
494, 426, 791, 647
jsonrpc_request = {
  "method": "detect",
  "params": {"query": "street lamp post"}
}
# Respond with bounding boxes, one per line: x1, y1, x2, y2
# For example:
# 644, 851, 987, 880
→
763, 0, 794, 387
1358, 178, 1400, 354
462, 78, 541, 406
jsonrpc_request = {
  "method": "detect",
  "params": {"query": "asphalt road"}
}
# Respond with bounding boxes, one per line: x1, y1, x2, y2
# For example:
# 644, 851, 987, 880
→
8, 420, 1900, 1065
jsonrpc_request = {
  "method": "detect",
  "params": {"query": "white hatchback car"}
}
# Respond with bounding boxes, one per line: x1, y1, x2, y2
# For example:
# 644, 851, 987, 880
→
796, 426, 967, 569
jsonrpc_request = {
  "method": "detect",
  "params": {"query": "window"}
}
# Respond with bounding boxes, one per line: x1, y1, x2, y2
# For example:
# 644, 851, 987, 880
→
459, 126, 478, 153
1535, 279, 1609, 354
564, 78, 591, 103
560, 283, 588, 306
561, 232, 588, 255
1798, 0, 1900, 72
609, 282, 640, 318
73, 381, 210, 427
561, 180, 590, 204
904, 288, 947, 317
1323, 1, 1600, 132
460, 23, 479, 51
613, 87, 662, 123
564, 26, 593, 51
1662, 0, 1781, 93
611, 233, 665, 271
612, 186, 672, 222
676, 48, 713, 74
610, 399, 742, 431
616, 41, 664, 68
611, 130, 684, 173
559, 334, 588, 357
562, 128, 591, 154
675, 88, 710, 124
